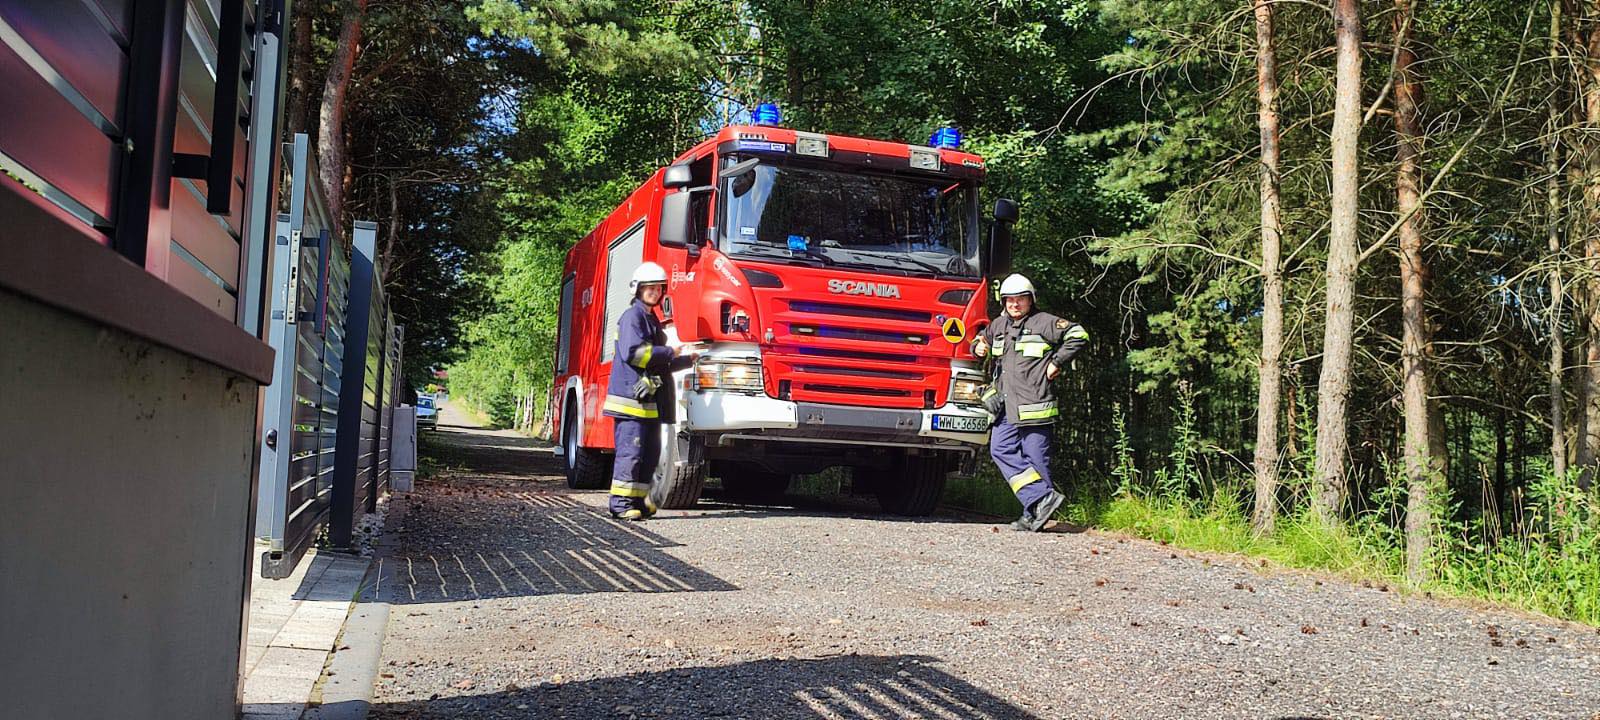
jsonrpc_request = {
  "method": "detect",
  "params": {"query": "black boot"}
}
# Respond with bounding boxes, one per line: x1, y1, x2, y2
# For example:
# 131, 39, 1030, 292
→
1025, 490, 1064, 532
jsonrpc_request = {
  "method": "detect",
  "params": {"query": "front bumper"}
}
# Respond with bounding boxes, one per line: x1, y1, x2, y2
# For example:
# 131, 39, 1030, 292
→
684, 389, 990, 448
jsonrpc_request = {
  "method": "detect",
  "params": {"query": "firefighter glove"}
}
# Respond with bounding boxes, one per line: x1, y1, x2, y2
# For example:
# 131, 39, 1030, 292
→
630, 375, 662, 401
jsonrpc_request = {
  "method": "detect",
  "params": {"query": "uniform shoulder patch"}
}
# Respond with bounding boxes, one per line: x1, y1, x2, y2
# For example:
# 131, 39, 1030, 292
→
1056, 319, 1071, 329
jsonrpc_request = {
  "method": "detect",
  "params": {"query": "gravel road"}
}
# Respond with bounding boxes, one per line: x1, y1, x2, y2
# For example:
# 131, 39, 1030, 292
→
364, 404, 1600, 719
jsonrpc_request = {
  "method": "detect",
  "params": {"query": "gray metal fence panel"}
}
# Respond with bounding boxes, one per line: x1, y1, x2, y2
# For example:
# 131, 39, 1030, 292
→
256, 133, 346, 578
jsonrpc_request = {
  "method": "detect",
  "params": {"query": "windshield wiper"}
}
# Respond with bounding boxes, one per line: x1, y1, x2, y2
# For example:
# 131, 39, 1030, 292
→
848, 250, 972, 279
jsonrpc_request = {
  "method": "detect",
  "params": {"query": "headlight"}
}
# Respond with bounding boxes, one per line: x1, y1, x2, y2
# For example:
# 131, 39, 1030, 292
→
694, 359, 764, 393
950, 376, 986, 406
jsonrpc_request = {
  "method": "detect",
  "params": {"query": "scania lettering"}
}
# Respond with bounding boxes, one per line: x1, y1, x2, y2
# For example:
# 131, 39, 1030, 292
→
828, 280, 902, 299
548, 104, 1019, 515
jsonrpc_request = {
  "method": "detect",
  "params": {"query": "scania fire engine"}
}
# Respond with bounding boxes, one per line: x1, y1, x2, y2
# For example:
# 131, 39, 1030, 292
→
548, 105, 1018, 515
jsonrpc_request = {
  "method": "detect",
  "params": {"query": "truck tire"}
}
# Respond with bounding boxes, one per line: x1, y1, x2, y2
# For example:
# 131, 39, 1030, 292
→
652, 431, 707, 509
876, 454, 947, 516
721, 465, 792, 505
564, 403, 609, 490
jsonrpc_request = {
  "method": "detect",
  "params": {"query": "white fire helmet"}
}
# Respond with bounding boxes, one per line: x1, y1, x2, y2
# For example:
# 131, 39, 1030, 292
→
998, 273, 1035, 298
629, 262, 669, 294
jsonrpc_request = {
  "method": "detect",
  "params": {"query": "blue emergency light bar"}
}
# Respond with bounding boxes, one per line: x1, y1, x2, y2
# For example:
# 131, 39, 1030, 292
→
752, 103, 783, 126
930, 126, 962, 149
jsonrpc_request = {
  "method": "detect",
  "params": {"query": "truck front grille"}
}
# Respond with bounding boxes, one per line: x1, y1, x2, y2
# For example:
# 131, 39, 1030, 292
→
800, 384, 912, 399
791, 364, 924, 381
794, 347, 920, 364
791, 324, 929, 345
785, 300, 932, 323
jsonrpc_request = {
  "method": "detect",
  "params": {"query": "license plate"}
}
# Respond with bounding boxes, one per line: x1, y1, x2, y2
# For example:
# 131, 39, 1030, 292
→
932, 414, 988, 433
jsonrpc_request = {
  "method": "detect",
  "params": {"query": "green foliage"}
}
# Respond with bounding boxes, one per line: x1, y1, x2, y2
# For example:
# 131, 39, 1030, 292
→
469, 0, 699, 74
1112, 402, 1139, 496
1081, 396, 1600, 625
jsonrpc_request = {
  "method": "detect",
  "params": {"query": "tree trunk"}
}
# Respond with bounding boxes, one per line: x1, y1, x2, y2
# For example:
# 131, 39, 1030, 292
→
1514, 408, 1527, 517
285, 7, 314, 135
1252, 0, 1286, 535
1394, 0, 1436, 585
1284, 369, 1302, 502
382, 174, 399, 283
1579, 0, 1600, 491
1550, 0, 1571, 479
1495, 400, 1508, 513
1313, 0, 1364, 526
1577, 342, 1590, 467
317, 0, 369, 230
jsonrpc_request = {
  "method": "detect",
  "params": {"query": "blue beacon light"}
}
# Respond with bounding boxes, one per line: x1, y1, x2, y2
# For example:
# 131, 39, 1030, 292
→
930, 126, 962, 149
752, 103, 783, 126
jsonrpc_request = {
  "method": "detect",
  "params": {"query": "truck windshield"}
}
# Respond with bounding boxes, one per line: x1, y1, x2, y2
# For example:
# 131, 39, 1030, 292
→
720, 156, 979, 279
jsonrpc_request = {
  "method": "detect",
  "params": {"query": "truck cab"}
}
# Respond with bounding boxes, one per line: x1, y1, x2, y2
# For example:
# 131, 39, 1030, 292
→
551, 109, 1016, 515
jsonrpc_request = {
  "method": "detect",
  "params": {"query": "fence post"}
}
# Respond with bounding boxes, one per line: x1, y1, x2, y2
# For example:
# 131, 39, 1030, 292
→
332, 221, 379, 548
113, 0, 185, 266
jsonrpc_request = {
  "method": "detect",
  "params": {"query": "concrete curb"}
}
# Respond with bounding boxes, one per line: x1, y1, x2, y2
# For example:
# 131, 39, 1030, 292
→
302, 605, 389, 719
302, 559, 391, 720
241, 550, 370, 720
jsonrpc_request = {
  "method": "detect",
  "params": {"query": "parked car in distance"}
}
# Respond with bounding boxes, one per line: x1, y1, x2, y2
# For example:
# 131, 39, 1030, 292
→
416, 394, 438, 431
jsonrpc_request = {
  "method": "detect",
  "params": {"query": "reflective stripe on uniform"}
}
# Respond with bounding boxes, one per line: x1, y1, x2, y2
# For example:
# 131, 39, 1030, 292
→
1064, 325, 1089, 340
1017, 401, 1058, 421
604, 395, 659, 418
1008, 467, 1042, 491
1014, 335, 1052, 358
627, 343, 653, 369
611, 480, 651, 498
1016, 342, 1051, 358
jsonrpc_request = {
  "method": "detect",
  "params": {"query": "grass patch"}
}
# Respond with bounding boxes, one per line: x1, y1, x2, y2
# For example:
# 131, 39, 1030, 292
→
945, 468, 1599, 626
1092, 494, 1399, 581
1070, 490, 1599, 626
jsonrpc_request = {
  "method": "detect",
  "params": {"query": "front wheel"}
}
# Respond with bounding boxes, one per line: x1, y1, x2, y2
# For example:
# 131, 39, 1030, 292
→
875, 453, 947, 516
651, 427, 707, 509
564, 403, 609, 490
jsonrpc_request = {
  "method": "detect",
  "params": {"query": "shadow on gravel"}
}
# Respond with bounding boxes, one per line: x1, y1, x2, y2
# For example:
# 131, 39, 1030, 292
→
675, 503, 1018, 527
363, 654, 1043, 719
375, 490, 738, 604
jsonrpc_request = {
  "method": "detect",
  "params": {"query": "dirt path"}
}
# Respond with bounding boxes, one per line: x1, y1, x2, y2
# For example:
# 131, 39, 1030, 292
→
365, 402, 1600, 719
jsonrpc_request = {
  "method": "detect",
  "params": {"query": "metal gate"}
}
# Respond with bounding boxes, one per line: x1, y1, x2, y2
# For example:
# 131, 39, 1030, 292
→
257, 133, 344, 578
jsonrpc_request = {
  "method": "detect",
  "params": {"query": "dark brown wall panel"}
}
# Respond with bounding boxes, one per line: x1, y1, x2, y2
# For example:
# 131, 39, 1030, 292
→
0, 40, 118, 221
168, 178, 239, 287
164, 241, 236, 318
1, 0, 129, 127
86, 0, 132, 40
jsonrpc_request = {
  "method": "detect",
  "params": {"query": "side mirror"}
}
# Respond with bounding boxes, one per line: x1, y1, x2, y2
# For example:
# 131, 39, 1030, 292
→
664, 164, 693, 189
987, 198, 1018, 276
993, 198, 1019, 224
659, 191, 692, 248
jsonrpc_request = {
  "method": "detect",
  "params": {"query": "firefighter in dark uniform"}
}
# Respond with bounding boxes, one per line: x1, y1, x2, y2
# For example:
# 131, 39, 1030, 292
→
604, 262, 693, 520
972, 273, 1089, 531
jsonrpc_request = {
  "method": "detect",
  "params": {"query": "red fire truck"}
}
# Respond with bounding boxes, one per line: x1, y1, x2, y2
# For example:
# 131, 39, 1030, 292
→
548, 106, 1017, 515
